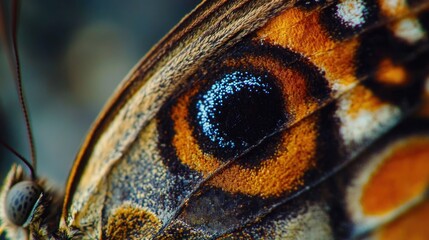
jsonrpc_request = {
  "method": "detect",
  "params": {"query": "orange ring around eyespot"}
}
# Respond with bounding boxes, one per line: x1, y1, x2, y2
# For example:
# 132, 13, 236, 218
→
170, 61, 319, 197
208, 115, 318, 198
171, 89, 318, 197
171, 86, 222, 177
360, 137, 429, 216
172, 90, 318, 197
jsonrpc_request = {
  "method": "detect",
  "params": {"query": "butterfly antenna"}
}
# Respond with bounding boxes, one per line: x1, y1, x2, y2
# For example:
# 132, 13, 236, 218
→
0, 141, 36, 179
0, 0, 37, 178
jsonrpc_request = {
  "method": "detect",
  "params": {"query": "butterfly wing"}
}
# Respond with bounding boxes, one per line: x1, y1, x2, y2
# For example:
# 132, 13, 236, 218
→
217, 99, 429, 239
62, 0, 292, 237
61, 0, 429, 239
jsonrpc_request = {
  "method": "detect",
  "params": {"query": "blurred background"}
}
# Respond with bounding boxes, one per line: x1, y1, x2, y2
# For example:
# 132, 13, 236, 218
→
0, 1, 198, 236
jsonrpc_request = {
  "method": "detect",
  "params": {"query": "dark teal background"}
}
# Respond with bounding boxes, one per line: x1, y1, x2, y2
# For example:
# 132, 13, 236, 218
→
0, 1, 198, 238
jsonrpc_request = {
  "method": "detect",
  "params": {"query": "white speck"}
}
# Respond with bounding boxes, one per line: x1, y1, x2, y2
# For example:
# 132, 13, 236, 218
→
336, 97, 401, 147
336, 0, 367, 28
392, 18, 426, 44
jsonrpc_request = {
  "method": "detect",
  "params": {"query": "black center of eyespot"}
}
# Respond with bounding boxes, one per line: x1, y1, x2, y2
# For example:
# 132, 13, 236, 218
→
192, 70, 286, 160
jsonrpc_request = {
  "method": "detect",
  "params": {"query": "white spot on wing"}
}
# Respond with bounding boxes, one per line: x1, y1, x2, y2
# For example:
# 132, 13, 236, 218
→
336, 0, 367, 28
392, 18, 426, 44
336, 97, 401, 148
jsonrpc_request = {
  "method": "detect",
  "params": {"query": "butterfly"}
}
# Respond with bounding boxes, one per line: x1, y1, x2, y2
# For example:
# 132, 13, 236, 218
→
1, 0, 429, 239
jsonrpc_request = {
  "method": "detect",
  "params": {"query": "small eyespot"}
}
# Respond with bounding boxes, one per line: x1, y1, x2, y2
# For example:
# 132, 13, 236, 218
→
5, 181, 42, 226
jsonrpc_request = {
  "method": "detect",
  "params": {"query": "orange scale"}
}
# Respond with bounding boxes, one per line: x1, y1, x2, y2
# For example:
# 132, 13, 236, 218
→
256, 7, 359, 88
171, 86, 222, 176
360, 137, 429, 216
375, 200, 429, 240
346, 85, 386, 118
208, 114, 318, 198
375, 59, 408, 86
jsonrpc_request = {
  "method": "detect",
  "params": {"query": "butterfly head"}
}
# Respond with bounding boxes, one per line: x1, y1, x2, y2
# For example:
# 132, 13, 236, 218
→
0, 164, 67, 239
0, 165, 36, 237
0, 143, 46, 233
5, 180, 43, 227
